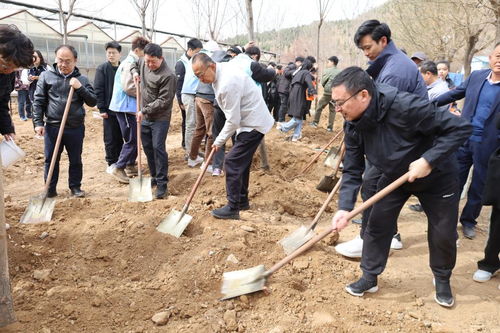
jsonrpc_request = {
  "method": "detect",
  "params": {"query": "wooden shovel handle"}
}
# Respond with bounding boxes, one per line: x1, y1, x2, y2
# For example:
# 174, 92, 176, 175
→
135, 80, 142, 178
299, 129, 342, 175
44, 86, 74, 193
265, 171, 410, 277
183, 147, 216, 209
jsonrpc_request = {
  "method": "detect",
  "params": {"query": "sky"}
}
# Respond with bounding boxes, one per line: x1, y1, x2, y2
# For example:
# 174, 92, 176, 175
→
4, 0, 388, 40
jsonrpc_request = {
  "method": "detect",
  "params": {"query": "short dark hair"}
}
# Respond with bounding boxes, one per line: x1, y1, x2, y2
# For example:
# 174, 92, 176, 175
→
268, 61, 276, 67
105, 41, 121, 52
302, 59, 314, 71
245, 46, 261, 61
328, 56, 339, 66
34, 50, 46, 66
187, 38, 203, 50
306, 55, 316, 64
436, 60, 450, 70
354, 19, 392, 47
276, 65, 282, 70
192, 52, 215, 67
295, 56, 304, 63
0, 24, 35, 68
331, 66, 375, 96
420, 61, 438, 75
144, 43, 162, 58
131, 36, 149, 51
55, 44, 78, 59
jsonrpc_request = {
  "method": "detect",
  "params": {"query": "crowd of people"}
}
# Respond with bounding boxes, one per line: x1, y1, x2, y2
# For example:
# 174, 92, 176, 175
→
0, 17, 498, 311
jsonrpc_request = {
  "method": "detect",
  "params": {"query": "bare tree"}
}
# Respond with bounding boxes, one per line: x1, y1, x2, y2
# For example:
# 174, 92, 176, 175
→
56, 0, 77, 44
480, 0, 500, 44
316, 0, 334, 65
190, 0, 235, 40
129, 0, 150, 38
245, 0, 255, 41
129, 0, 162, 41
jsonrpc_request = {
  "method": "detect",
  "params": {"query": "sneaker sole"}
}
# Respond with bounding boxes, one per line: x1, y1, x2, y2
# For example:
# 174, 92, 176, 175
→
473, 270, 497, 283
434, 294, 454, 307
345, 285, 378, 297
334, 245, 362, 258
211, 211, 240, 220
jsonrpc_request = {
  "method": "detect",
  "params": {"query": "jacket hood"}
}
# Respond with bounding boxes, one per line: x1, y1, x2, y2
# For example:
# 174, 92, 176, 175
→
50, 64, 82, 78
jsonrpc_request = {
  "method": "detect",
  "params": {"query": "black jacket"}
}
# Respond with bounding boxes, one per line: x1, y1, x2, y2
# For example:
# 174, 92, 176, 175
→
287, 69, 316, 118
0, 73, 15, 134
94, 61, 119, 113
483, 113, 500, 207
339, 83, 472, 211
279, 63, 296, 94
33, 65, 97, 129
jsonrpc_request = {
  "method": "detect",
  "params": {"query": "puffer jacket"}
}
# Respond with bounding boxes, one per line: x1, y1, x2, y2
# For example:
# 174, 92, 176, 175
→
33, 65, 96, 128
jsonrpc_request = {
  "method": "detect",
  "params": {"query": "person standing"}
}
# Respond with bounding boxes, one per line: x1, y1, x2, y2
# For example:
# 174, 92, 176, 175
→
310, 56, 340, 131
434, 42, 500, 239
33, 45, 97, 198
420, 61, 450, 111
192, 53, 274, 219
15, 68, 31, 121
108, 37, 149, 184
28, 50, 48, 110
94, 41, 122, 172
331, 67, 471, 307
131, 43, 176, 199
175, 38, 202, 153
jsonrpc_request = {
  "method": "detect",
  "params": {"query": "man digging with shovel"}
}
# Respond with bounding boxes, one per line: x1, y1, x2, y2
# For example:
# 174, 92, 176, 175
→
191, 53, 274, 220
330, 67, 471, 307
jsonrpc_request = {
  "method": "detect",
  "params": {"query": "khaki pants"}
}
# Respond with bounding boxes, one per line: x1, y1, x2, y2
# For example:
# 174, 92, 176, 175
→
313, 93, 335, 128
189, 97, 214, 160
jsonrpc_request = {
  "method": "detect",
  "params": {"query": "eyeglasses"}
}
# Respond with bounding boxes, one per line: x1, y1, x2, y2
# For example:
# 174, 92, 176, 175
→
330, 90, 362, 109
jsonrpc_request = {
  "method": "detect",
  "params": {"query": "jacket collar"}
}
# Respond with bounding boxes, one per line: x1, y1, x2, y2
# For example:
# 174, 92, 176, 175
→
366, 41, 399, 80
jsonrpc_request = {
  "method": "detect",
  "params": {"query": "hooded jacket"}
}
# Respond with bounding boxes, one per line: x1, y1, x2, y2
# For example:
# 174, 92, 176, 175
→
33, 65, 96, 129
339, 83, 472, 211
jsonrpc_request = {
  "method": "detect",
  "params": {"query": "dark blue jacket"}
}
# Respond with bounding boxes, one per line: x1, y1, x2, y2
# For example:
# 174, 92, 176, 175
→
366, 41, 427, 99
434, 69, 500, 156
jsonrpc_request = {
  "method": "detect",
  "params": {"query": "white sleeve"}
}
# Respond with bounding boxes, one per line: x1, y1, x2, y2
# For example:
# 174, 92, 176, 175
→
21, 69, 30, 85
213, 85, 242, 147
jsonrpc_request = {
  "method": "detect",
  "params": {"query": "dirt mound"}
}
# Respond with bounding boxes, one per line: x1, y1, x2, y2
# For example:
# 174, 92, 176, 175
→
2, 107, 498, 332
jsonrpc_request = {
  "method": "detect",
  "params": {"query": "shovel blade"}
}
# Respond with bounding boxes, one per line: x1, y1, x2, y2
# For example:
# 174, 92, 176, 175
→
128, 176, 153, 202
324, 146, 340, 168
156, 209, 192, 237
278, 225, 316, 255
316, 175, 339, 193
221, 265, 266, 300
20, 195, 56, 224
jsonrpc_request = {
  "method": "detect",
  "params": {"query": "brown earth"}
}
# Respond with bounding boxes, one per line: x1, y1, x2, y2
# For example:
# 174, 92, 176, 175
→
1, 104, 499, 333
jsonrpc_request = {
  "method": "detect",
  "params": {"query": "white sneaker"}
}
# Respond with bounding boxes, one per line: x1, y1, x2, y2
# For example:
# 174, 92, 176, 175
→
335, 235, 363, 258
5, 223, 10, 231
473, 269, 496, 282
276, 122, 283, 130
106, 164, 116, 174
187, 155, 204, 168
390, 233, 403, 250
291, 135, 302, 142
200, 163, 213, 174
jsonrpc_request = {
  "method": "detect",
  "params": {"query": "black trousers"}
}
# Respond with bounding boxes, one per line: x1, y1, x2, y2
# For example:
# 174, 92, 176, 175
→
141, 120, 169, 186
103, 110, 123, 166
360, 162, 398, 238
181, 108, 186, 149
44, 124, 85, 191
277, 93, 288, 122
477, 206, 500, 273
361, 169, 459, 282
224, 130, 264, 209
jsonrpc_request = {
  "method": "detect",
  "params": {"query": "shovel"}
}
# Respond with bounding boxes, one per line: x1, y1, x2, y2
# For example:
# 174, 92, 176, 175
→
220, 171, 411, 300
279, 177, 342, 255
128, 82, 152, 202
317, 143, 345, 193
157, 147, 216, 237
20, 87, 75, 224
323, 135, 344, 168
297, 129, 342, 177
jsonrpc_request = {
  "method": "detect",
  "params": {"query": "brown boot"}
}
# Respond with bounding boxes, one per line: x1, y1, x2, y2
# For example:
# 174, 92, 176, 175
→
112, 168, 129, 184
124, 164, 138, 177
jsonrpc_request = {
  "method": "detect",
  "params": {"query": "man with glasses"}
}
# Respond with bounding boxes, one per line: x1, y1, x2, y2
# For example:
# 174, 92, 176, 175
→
33, 45, 96, 198
0, 24, 34, 140
131, 43, 176, 199
331, 66, 471, 307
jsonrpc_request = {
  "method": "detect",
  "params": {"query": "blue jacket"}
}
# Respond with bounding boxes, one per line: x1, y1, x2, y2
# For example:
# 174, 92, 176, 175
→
180, 53, 199, 95
109, 51, 138, 113
366, 41, 427, 99
435, 69, 500, 155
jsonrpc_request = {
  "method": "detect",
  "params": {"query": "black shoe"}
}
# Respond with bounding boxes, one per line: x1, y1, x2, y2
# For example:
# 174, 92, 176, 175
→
155, 184, 167, 199
151, 179, 157, 187
239, 202, 250, 211
70, 187, 85, 198
434, 279, 454, 307
211, 205, 240, 220
47, 189, 57, 198
409, 203, 424, 212
463, 226, 476, 239
345, 277, 378, 297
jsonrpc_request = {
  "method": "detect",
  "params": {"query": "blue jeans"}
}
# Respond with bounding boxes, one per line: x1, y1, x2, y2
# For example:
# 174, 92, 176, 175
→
141, 120, 169, 186
280, 116, 303, 138
17, 89, 32, 119
44, 124, 85, 191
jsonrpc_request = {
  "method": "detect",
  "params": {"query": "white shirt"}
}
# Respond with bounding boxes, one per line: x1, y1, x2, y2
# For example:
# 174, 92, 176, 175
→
212, 62, 274, 147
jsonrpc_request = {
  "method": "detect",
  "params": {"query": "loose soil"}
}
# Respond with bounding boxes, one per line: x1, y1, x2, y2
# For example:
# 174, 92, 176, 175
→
1, 105, 499, 333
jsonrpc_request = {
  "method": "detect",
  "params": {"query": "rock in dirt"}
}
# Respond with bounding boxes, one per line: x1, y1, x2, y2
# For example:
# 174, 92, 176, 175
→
240, 225, 255, 233
223, 309, 237, 330
226, 254, 239, 264
292, 259, 309, 270
312, 311, 335, 327
324, 232, 339, 246
33, 269, 51, 282
39, 232, 49, 240
151, 311, 170, 326
269, 326, 284, 333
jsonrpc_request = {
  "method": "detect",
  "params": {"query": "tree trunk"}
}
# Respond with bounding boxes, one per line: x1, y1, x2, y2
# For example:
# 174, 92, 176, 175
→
0, 157, 15, 328
245, 0, 254, 41
463, 34, 477, 78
